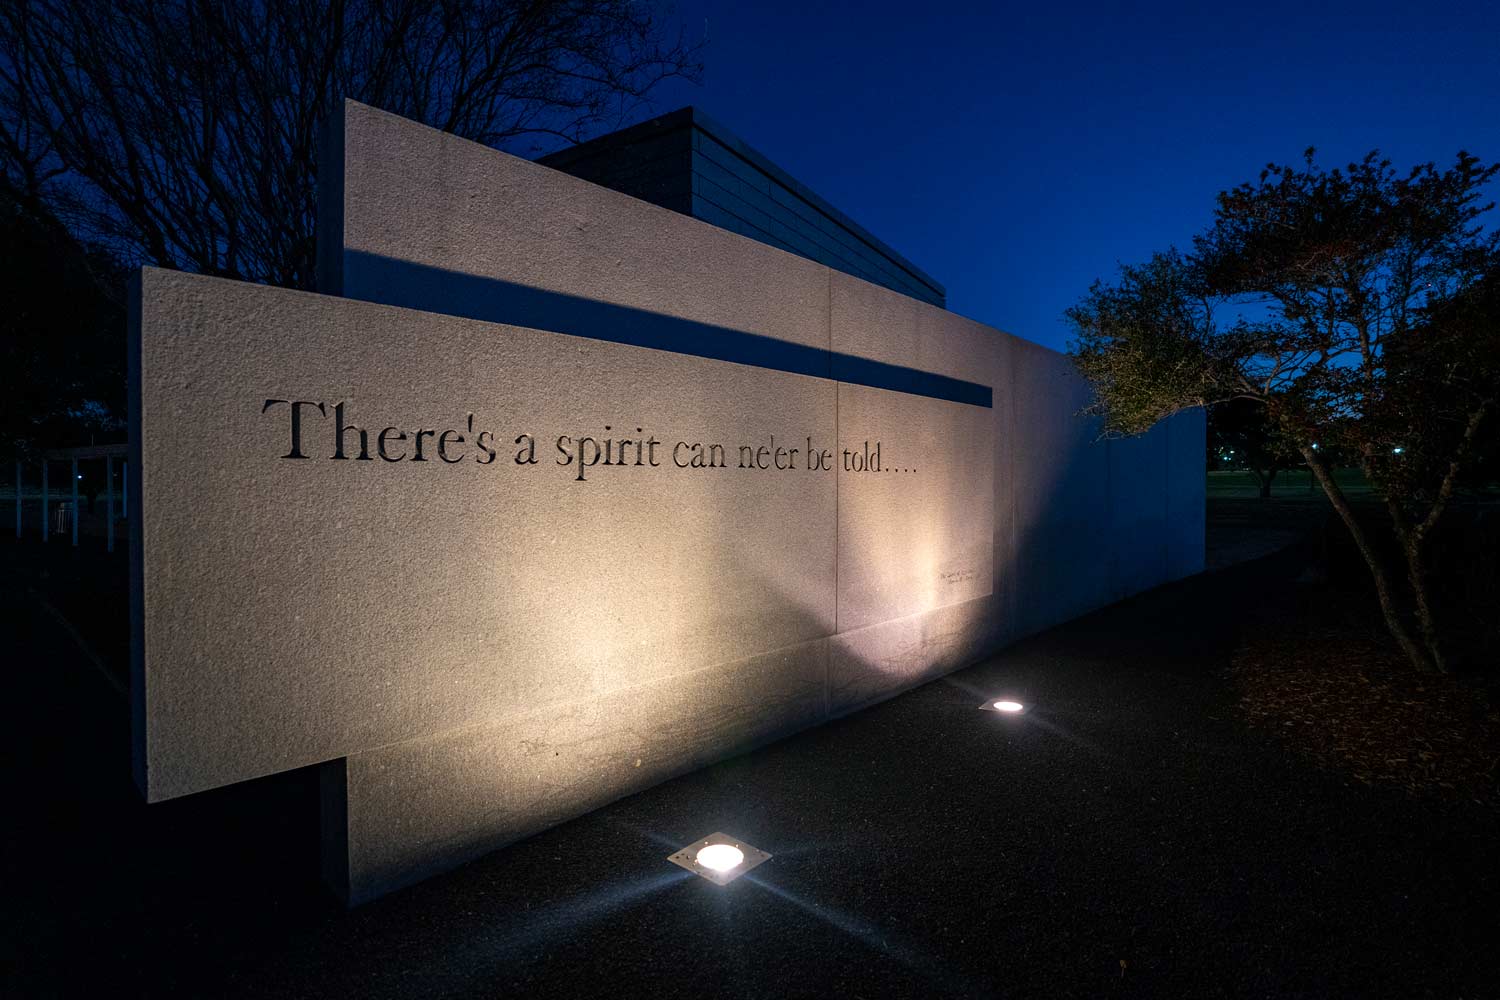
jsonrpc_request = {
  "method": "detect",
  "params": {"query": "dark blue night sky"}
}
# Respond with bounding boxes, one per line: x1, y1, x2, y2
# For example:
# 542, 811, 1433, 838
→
649, 0, 1500, 352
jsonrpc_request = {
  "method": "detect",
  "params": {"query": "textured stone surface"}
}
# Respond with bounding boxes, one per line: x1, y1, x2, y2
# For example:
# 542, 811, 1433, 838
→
829, 269, 1005, 639
990, 334, 1020, 650
132, 268, 837, 801
827, 594, 998, 717
829, 271, 992, 383
322, 101, 830, 355
327, 638, 827, 903
835, 382, 993, 632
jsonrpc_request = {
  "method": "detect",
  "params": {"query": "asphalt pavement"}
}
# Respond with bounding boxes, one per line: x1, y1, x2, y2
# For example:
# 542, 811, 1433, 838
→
2, 538, 1495, 998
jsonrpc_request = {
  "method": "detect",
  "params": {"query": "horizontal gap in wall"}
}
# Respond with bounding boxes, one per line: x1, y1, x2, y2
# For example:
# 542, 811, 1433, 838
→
342, 250, 991, 408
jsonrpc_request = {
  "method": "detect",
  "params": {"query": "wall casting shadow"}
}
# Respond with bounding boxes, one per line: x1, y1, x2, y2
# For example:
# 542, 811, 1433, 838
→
341, 250, 993, 408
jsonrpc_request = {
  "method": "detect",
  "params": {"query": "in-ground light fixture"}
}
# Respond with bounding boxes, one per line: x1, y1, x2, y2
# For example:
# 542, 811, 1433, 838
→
667, 832, 771, 885
979, 698, 1030, 715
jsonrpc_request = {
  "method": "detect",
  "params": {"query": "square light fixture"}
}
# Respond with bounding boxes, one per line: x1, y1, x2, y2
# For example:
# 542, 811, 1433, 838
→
667, 832, 771, 885
978, 698, 1029, 715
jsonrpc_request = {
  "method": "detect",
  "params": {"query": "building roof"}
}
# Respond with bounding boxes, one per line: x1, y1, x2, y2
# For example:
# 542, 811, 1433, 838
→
540, 107, 946, 307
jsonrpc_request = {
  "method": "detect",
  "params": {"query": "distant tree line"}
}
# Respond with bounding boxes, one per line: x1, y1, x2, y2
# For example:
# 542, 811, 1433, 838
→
1206, 398, 1303, 498
0, 0, 702, 455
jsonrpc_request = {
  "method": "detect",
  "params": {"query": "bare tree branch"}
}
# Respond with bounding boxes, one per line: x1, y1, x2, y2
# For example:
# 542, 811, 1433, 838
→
0, 0, 703, 291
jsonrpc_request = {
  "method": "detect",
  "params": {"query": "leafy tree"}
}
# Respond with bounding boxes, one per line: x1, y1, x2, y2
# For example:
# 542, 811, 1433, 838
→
1069, 150, 1499, 673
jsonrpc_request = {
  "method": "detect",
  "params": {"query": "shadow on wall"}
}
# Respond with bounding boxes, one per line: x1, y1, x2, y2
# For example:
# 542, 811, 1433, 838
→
336, 251, 992, 408
1009, 340, 1202, 639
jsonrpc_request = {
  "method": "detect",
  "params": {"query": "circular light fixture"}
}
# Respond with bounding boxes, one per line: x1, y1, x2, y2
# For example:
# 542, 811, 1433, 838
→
669, 833, 770, 883
993, 700, 1025, 713
695, 843, 745, 872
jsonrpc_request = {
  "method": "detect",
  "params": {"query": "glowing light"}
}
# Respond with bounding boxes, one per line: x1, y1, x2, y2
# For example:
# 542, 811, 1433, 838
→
695, 844, 744, 872
667, 832, 771, 884
1311, 442, 1320, 450
1392, 447, 1404, 455
979, 697, 1030, 715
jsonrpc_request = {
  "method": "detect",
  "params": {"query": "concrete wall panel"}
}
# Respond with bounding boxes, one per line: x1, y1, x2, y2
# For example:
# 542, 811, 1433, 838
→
991, 334, 1020, 650
828, 271, 995, 385
1108, 423, 1170, 600
1008, 339, 1113, 637
1166, 409, 1207, 580
827, 595, 999, 718
828, 271, 1010, 639
328, 637, 828, 903
134, 269, 837, 801
323, 102, 831, 358
835, 382, 993, 632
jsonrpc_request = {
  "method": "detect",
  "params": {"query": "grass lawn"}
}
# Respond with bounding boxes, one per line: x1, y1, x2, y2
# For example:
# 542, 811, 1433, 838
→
1206, 466, 1376, 500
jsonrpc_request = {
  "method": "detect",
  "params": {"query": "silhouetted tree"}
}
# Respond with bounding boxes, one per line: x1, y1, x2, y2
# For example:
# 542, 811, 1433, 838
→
1, 188, 125, 455
1069, 151, 1499, 673
0, 0, 701, 447
1209, 398, 1302, 498
1, 0, 700, 290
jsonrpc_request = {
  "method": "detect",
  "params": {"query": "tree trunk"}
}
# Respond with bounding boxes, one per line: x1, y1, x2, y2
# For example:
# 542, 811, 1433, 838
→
1257, 465, 1278, 499
1386, 501, 1449, 674
1385, 399, 1490, 675
1301, 447, 1435, 672
1403, 538, 1448, 673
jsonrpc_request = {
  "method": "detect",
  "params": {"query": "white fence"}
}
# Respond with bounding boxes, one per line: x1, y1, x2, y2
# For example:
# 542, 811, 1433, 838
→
12, 443, 128, 551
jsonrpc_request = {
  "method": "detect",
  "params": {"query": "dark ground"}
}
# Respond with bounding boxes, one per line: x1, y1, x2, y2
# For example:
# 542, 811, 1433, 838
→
1, 507, 1497, 999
